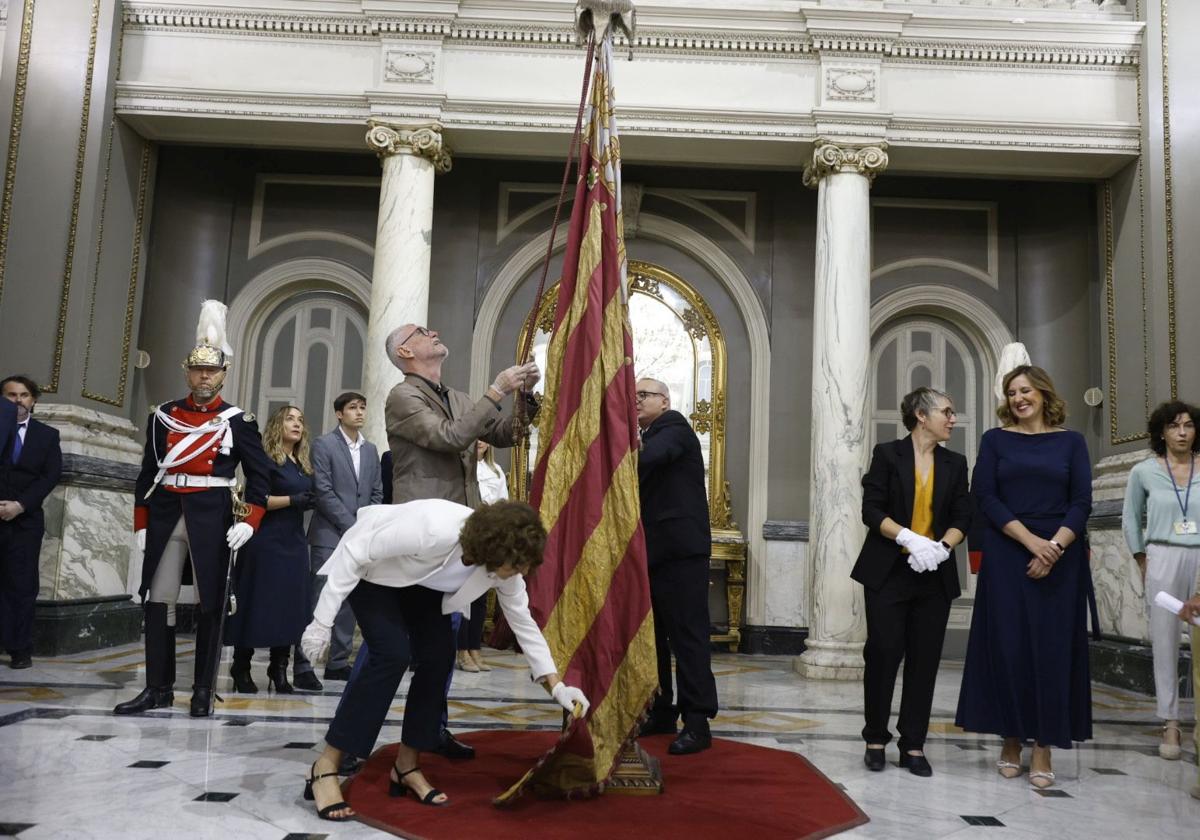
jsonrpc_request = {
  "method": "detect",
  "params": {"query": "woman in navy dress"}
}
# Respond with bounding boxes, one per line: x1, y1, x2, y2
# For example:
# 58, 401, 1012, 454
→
955, 365, 1093, 789
227, 405, 315, 693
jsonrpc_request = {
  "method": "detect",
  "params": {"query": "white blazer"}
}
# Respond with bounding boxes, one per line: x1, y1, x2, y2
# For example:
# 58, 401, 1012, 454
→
476, 460, 509, 504
314, 498, 556, 679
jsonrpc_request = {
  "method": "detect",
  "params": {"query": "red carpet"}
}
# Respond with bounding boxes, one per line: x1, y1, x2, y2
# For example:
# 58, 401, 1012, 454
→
342, 731, 868, 840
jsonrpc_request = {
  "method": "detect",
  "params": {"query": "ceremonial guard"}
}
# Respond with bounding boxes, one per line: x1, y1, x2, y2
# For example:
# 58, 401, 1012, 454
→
114, 301, 273, 718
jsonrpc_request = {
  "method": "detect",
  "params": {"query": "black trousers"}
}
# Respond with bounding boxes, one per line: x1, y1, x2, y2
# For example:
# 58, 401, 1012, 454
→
0, 522, 43, 655
649, 555, 718, 727
456, 594, 486, 651
862, 561, 952, 752
325, 580, 454, 759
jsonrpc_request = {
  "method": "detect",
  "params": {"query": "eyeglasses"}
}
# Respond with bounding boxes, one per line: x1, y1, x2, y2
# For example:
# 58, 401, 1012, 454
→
938, 407, 957, 419
635, 391, 666, 402
398, 326, 431, 347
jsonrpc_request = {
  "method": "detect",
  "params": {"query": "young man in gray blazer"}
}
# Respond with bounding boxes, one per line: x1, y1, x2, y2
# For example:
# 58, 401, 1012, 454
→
293, 392, 384, 691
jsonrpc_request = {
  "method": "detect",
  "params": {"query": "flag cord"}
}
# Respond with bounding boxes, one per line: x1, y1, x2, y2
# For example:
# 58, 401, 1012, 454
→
513, 29, 597, 435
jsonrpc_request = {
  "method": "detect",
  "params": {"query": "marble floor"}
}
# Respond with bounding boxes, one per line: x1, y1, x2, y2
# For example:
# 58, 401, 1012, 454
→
0, 643, 1195, 839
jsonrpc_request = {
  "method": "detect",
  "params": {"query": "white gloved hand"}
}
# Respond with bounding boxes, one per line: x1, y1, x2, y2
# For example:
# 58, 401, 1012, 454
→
908, 536, 943, 573
226, 522, 253, 550
894, 527, 920, 550
551, 682, 590, 718
300, 620, 332, 664
934, 541, 952, 566
135, 529, 147, 552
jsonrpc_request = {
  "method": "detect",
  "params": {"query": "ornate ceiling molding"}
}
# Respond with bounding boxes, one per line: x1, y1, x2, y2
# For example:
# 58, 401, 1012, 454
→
120, 2, 1140, 68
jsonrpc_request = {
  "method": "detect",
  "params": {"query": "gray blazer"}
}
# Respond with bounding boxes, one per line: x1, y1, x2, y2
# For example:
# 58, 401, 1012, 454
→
307, 428, 384, 549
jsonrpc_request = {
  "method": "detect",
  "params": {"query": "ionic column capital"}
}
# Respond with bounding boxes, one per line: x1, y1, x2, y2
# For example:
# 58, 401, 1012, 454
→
802, 139, 888, 188
365, 121, 453, 174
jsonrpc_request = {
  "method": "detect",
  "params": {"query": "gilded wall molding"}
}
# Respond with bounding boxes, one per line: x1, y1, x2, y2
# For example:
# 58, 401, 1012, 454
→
46, 0, 101, 394
0, 0, 35, 311
81, 138, 149, 408
365, 121, 451, 173
1159, 0, 1177, 397
1102, 181, 1150, 445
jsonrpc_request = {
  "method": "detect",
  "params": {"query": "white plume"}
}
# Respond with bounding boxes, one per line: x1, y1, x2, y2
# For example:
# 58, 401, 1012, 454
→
994, 342, 1030, 401
196, 299, 234, 358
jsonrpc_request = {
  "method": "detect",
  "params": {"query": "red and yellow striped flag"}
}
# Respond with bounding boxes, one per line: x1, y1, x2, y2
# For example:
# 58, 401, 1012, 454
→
497, 32, 656, 802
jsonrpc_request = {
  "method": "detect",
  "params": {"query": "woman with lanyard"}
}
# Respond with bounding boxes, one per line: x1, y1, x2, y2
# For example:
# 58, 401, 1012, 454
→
1122, 399, 1200, 760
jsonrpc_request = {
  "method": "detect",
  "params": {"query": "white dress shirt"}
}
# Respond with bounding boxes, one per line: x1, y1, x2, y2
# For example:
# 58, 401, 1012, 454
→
476, 460, 508, 504
314, 498, 557, 679
339, 426, 363, 479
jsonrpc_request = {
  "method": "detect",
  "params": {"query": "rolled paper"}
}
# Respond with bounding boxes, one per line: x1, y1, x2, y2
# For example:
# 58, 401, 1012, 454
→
1153, 590, 1200, 627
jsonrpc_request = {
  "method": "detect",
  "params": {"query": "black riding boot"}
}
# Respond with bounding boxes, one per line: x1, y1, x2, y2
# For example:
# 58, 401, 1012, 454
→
190, 611, 220, 717
114, 603, 175, 715
267, 646, 294, 694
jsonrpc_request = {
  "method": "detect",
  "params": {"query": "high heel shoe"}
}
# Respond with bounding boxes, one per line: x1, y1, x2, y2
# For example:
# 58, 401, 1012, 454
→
469, 650, 491, 671
266, 662, 294, 694
303, 761, 353, 821
390, 765, 447, 806
1159, 722, 1182, 760
229, 664, 258, 694
456, 651, 479, 672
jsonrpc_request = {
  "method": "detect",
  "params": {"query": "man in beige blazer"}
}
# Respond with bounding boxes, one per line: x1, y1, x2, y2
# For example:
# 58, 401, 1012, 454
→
383, 323, 539, 507
380, 322, 540, 758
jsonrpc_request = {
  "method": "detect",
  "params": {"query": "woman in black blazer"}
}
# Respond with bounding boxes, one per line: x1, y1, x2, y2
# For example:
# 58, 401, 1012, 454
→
851, 386, 971, 777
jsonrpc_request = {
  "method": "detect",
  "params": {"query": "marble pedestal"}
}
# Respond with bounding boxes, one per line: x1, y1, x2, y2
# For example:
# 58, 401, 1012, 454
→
31, 405, 144, 654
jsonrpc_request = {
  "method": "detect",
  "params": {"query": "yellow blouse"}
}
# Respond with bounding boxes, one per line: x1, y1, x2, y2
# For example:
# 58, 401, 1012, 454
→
910, 464, 935, 540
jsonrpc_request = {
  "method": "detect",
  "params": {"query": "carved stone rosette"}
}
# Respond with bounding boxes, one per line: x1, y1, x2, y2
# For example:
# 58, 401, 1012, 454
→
802, 140, 889, 188
365, 122, 453, 174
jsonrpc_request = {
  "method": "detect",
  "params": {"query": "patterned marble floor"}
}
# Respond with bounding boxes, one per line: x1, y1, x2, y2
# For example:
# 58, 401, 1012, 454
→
0, 644, 1195, 839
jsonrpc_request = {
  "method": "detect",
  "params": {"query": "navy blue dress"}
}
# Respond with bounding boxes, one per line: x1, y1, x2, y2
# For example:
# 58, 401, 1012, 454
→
955, 428, 1093, 749
226, 458, 312, 648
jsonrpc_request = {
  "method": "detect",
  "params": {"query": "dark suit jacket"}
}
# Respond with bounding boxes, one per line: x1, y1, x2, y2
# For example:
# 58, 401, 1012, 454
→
851, 435, 970, 601
638, 410, 711, 567
0, 398, 15, 463
308, 428, 384, 548
0, 416, 63, 531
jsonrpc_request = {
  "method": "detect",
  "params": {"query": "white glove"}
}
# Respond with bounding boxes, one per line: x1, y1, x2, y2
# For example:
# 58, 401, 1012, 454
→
226, 522, 253, 550
911, 540, 942, 572
894, 527, 921, 551
551, 682, 590, 718
300, 620, 332, 664
934, 541, 952, 566
135, 529, 146, 551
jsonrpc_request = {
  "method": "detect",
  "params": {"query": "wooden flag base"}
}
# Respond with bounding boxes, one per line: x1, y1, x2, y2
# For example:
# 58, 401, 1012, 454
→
606, 741, 663, 795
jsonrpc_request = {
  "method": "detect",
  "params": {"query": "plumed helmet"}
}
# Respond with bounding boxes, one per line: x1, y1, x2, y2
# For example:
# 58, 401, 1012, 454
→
994, 342, 1031, 401
183, 300, 234, 369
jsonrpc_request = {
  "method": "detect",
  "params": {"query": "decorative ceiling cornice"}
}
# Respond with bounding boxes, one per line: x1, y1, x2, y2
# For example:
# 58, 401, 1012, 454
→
121, 2, 1140, 67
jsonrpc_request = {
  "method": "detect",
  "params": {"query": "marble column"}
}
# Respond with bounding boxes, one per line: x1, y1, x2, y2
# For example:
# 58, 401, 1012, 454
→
795, 140, 888, 680
362, 122, 452, 449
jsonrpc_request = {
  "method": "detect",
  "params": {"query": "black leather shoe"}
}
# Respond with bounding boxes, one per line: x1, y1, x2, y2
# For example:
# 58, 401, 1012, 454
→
639, 717, 677, 737
432, 729, 476, 760
864, 747, 886, 771
189, 686, 213, 718
9, 652, 31, 669
668, 729, 712, 755
113, 686, 174, 715
293, 671, 323, 692
899, 752, 933, 777
322, 666, 352, 681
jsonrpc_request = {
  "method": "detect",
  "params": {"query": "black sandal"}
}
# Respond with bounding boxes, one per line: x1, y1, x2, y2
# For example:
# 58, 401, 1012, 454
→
390, 765, 447, 806
303, 761, 354, 821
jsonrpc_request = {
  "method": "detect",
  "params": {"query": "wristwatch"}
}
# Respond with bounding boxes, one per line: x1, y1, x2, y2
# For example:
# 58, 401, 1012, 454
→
940, 540, 952, 552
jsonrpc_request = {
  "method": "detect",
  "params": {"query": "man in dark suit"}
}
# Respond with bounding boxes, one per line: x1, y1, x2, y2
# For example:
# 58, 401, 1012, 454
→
0, 397, 14, 465
0, 375, 63, 669
294, 391, 384, 691
635, 377, 718, 755
852, 386, 970, 777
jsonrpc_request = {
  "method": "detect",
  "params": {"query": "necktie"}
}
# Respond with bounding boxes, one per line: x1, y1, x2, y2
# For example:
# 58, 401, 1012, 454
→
11, 423, 25, 463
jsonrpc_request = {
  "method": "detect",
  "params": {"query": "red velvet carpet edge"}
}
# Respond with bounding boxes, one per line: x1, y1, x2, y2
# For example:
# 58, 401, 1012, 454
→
341, 730, 869, 840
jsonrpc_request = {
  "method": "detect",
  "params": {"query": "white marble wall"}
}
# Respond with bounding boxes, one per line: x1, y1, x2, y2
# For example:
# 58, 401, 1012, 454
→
41, 485, 131, 600
1090, 450, 1157, 640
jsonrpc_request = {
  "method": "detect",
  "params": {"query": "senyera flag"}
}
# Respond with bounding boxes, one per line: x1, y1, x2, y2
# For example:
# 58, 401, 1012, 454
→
495, 24, 656, 803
